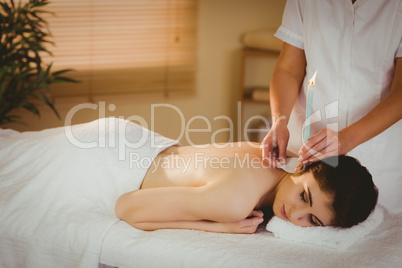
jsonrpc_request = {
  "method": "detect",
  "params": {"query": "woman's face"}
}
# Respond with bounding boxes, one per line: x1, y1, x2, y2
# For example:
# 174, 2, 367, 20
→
272, 171, 334, 227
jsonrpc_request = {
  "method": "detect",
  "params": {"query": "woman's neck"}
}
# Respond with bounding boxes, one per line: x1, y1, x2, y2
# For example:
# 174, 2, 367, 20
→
256, 171, 289, 209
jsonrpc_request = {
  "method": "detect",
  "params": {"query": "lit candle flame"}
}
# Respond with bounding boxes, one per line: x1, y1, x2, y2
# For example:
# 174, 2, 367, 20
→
308, 70, 318, 87
304, 70, 318, 144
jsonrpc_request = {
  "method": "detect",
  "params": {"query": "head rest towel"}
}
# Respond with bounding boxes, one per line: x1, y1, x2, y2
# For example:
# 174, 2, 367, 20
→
266, 206, 384, 250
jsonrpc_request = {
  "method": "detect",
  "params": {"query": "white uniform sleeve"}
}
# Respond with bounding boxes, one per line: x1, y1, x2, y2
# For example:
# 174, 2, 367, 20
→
397, 2, 402, 58
397, 42, 402, 58
274, 0, 305, 50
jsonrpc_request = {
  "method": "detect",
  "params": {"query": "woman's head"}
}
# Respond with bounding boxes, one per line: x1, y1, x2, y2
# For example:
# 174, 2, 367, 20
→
304, 155, 378, 227
272, 155, 378, 228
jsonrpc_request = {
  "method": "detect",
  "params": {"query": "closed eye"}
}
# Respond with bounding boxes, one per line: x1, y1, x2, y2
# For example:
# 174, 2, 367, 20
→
300, 190, 320, 226
300, 190, 308, 203
309, 215, 320, 226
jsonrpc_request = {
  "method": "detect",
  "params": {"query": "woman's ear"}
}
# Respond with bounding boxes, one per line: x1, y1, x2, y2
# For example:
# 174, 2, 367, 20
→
294, 163, 306, 174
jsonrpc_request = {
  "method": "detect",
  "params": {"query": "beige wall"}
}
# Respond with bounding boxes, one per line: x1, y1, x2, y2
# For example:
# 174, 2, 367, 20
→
4, 0, 285, 145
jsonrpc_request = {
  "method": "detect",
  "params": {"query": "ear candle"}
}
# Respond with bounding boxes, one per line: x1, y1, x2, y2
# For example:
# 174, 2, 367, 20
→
304, 70, 317, 144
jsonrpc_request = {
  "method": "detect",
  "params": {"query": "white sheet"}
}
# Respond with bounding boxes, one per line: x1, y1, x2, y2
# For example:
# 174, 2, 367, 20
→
0, 118, 177, 268
100, 211, 402, 267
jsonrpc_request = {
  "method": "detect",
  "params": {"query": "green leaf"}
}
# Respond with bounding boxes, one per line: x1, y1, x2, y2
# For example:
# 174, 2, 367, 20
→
44, 62, 52, 76
22, 102, 40, 116
0, 114, 22, 125
51, 76, 80, 83
33, 92, 60, 119
51, 68, 75, 76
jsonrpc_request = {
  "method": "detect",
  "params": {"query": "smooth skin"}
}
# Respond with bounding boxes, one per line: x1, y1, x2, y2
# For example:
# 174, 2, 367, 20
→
261, 42, 402, 168
115, 142, 334, 234
261, 43, 306, 168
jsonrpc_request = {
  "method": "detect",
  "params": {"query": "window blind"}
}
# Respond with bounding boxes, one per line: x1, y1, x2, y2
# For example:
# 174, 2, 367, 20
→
38, 0, 197, 98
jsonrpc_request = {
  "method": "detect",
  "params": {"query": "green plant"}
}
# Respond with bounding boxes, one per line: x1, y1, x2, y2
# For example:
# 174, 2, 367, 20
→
0, 0, 76, 125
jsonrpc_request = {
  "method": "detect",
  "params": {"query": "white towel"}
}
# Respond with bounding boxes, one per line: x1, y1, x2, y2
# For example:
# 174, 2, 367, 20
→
242, 28, 283, 51
266, 206, 384, 250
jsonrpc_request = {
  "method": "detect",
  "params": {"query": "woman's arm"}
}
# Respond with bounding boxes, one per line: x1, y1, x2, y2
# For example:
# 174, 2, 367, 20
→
131, 210, 264, 234
269, 43, 306, 126
299, 57, 402, 162
115, 177, 262, 233
261, 42, 306, 166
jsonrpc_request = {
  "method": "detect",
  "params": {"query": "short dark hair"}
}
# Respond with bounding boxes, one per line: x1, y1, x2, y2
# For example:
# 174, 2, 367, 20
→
303, 155, 378, 228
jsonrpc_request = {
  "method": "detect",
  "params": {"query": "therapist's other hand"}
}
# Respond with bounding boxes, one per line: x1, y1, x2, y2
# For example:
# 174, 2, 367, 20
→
260, 120, 289, 168
298, 128, 351, 164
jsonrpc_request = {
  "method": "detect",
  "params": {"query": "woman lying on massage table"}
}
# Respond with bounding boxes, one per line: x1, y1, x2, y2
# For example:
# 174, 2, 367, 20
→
115, 142, 378, 233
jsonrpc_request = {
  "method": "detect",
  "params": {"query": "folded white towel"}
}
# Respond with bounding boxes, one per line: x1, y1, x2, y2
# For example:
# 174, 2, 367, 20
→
266, 206, 384, 250
242, 28, 283, 52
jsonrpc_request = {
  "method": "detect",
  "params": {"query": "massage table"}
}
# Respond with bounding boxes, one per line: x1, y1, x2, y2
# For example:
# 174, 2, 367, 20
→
1, 118, 401, 267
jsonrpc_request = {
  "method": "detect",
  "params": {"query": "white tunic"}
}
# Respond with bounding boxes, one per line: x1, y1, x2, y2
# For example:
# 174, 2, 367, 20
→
275, 0, 402, 213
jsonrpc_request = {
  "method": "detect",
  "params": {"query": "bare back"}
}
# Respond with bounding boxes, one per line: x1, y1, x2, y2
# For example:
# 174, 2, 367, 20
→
115, 142, 288, 233
141, 142, 286, 210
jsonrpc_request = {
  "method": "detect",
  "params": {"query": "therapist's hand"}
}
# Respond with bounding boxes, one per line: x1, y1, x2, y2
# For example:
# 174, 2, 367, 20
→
260, 120, 289, 168
298, 128, 351, 164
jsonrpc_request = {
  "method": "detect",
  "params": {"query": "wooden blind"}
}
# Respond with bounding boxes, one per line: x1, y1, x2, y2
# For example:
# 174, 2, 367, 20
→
38, 0, 197, 97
